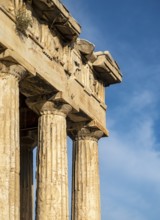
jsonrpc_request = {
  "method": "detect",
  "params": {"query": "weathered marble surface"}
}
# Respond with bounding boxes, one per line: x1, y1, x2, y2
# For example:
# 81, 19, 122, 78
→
0, 63, 26, 220
26, 98, 72, 220
71, 128, 103, 220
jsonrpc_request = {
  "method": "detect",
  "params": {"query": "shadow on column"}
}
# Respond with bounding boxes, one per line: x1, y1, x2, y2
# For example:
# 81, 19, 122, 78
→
20, 94, 38, 220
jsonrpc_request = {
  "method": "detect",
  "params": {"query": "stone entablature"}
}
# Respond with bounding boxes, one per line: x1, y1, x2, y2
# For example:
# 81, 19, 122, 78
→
0, 2, 121, 132
0, 0, 81, 41
0, 4, 120, 132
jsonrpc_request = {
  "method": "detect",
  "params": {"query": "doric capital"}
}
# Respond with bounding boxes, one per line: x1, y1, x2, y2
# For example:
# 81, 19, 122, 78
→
70, 125, 104, 142
0, 62, 26, 81
26, 94, 72, 117
20, 129, 37, 149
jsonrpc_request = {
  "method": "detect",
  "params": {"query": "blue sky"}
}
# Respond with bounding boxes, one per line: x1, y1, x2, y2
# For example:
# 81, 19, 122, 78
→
62, 0, 160, 219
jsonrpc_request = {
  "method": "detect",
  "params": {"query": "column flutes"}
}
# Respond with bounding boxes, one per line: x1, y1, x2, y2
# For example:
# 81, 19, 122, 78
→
26, 97, 72, 220
20, 130, 37, 220
0, 62, 26, 220
71, 127, 103, 220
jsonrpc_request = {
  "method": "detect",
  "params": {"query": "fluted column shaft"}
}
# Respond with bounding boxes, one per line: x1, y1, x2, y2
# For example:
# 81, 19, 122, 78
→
20, 130, 37, 220
20, 147, 33, 220
0, 63, 26, 220
26, 98, 72, 220
72, 129, 103, 220
37, 111, 69, 220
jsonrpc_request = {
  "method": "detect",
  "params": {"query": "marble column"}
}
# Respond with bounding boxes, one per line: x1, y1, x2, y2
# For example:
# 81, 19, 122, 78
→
26, 97, 72, 220
20, 130, 37, 220
71, 128, 103, 220
0, 62, 26, 220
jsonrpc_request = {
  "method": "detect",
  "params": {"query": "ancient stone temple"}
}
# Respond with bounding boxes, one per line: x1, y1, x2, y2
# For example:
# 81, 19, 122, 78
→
0, 0, 122, 219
